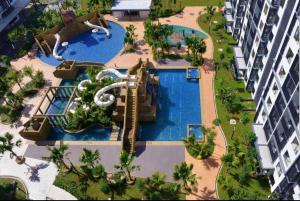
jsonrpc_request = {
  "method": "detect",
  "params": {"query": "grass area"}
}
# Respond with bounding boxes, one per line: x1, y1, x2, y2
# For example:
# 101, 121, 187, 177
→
0, 178, 27, 200
198, 12, 270, 199
54, 172, 185, 200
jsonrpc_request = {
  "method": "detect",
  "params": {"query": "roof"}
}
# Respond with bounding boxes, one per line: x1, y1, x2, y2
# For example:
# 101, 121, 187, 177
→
111, 0, 152, 11
0, 0, 30, 32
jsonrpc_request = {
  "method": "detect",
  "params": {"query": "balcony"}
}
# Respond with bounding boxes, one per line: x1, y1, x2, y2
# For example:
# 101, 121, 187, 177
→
253, 124, 274, 170
232, 46, 247, 80
225, 1, 232, 11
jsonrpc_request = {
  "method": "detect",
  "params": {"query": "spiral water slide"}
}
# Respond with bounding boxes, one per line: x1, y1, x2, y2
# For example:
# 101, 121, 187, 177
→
84, 21, 110, 36
53, 34, 63, 60
94, 69, 136, 107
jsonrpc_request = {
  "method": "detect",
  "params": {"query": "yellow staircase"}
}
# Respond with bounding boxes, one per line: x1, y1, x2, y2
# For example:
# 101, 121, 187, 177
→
122, 88, 138, 154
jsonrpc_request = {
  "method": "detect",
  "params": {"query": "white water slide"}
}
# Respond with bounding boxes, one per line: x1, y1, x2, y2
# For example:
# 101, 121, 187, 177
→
96, 69, 136, 81
53, 34, 63, 60
84, 21, 110, 37
77, 69, 136, 108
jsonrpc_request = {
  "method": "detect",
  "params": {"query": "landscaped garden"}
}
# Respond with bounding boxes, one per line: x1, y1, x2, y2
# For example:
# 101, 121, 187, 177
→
198, 10, 270, 200
0, 56, 45, 123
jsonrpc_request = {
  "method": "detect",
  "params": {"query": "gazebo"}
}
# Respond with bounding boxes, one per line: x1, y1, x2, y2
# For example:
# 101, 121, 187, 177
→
111, 0, 152, 19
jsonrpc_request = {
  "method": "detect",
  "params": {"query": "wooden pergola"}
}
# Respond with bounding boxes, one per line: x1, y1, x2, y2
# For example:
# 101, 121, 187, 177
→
34, 86, 78, 126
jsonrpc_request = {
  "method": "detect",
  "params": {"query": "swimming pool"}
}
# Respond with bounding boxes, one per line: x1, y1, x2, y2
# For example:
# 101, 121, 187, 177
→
47, 69, 202, 141
138, 69, 202, 141
168, 25, 208, 46
37, 21, 125, 66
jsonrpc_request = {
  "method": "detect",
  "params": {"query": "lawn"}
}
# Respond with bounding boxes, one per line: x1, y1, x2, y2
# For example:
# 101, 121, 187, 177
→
0, 178, 27, 200
54, 172, 185, 200
198, 12, 270, 199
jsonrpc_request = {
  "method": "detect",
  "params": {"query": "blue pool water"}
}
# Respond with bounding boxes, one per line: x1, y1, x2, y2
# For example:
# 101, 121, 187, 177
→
37, 21, 125, 66
138, 69, 202, 141
188, 125, 204, 141
47, 69, 202, 141
168, 25, 208, 46
46, 98, 69, 114
187, 68, 199, 79
48, 126, 112, 141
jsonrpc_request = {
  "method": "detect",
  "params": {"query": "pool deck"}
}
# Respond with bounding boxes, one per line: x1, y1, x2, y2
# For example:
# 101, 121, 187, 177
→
1, 6, 227, 200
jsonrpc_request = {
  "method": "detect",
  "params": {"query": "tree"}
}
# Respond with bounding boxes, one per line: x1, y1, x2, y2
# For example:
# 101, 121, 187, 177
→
124, 25, 138, 48
4, 91, 22, 108
136, 172, 167, 200
22, 65, 34, 79
173, 162, 198, 193
43, 143, 73, 172
205, 5, 216, 33
0, 133, 24, 164
100, 172, 127, 200
185, 37, 206, 65
6, 70, 23, 90
80, 148, 100, 169
114, 151, 140, 183
88, 0, 100, 11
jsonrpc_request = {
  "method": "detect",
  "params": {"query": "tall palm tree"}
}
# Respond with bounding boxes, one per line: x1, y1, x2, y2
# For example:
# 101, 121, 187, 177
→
0, 133, 24, 164
173, 162, 198, 193
22, 65, 34, 79
100, 172, 127, 200
136, 172, 167, 200
114, 151, 140, 183
88, 0, 100, 11
205, 5, 216, 33
80, 148, 100, 169
43, 143, 71, 171
6, 70, 23, 90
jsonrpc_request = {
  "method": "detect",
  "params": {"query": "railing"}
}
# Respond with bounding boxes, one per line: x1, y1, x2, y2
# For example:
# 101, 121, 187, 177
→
130, 88, 139, 153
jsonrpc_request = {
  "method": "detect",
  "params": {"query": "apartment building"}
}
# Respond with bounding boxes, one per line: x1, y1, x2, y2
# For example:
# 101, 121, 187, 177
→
225, 0, 300, 199
0, 0, 30, 33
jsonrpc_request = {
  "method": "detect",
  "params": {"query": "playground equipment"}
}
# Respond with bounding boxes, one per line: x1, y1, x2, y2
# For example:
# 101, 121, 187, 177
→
84, 21, 110, 36
53, 34, 63, 60
96, 69, 136, 81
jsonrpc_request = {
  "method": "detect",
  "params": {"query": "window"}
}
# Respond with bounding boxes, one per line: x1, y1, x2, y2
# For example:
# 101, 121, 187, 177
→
267, 98, 272, 108
274, 14, 280, 26
263, 4, 269, 15
272, 83, 279, 95
284, 151, 291, 166
279, 67, 286, 79
292, 138, 300, 155
259, 21, 264, 31
286, 48, 294, 63
276, 163, 282, 177
251, 50, 256, 58
294, 27, 299, 42
278, 132, 284, 142
262, 111, 267, 121
255, 36, 259, 45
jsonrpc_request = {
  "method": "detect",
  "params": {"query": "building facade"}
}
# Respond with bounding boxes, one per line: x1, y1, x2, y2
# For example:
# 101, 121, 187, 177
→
226, 0, 300, 199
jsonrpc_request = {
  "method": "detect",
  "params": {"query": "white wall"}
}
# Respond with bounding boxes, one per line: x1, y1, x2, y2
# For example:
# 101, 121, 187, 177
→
112, 11, 124, 18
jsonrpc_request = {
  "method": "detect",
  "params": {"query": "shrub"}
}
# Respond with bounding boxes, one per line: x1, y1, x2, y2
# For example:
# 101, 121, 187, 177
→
213, 118, 221, 126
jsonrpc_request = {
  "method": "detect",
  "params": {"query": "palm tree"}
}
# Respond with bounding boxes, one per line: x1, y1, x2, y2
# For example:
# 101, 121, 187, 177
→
80, 148, 100, 169
100, 172, 127, 200
88, 0, 99, 8
0, 133, 24, 164
4, 91, 22, 108
137, 172, 166, 200
124, 25, 138, 47
22, 65, 34, 79
114, 151, 140, 183
6, 70, 23, 90
43, 143, 71, 171
173, 162, 198, 193
205, 5, 216, 33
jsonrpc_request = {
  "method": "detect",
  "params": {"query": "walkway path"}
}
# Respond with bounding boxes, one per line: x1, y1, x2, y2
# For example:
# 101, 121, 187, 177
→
158, 7, 227, 200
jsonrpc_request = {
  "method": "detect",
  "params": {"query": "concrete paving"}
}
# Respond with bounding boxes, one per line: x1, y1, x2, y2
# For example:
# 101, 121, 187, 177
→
25, 144, 185, 181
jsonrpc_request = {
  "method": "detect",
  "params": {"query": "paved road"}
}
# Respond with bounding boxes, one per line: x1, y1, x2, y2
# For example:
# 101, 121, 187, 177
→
25, 144, 185, 181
